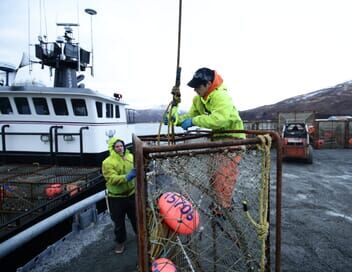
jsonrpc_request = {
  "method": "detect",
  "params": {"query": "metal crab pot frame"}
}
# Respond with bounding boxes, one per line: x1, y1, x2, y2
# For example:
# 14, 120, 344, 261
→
134, 130, 282, 272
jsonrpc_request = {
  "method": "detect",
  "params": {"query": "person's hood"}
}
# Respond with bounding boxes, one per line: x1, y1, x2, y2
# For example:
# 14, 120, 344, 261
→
107, 136, 124, 155
203, 71, 223, 100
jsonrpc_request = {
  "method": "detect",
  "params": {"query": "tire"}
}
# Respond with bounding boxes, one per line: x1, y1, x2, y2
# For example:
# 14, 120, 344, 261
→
306, 145, 313, 164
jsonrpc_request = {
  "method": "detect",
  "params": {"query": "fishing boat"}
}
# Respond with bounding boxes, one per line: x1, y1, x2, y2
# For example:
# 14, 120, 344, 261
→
0, 18, 136, 270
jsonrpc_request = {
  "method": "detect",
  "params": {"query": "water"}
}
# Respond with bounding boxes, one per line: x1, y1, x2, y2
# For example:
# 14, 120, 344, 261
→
133, 122, 184, 136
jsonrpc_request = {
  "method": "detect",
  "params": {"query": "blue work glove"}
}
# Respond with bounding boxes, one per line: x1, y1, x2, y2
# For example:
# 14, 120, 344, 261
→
163, 114, 176, 125
181, 118, 193, 130
126, 168, 136, 182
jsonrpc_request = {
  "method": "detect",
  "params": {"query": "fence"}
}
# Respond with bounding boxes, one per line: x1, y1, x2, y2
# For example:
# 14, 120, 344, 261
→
244, 117, 352, 149
313, 119, 352, 149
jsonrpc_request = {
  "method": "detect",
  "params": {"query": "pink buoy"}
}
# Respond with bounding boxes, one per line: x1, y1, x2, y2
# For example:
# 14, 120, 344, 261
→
45, 183, 62, 198
158, 192, 200, 235
151, 258, 177, 272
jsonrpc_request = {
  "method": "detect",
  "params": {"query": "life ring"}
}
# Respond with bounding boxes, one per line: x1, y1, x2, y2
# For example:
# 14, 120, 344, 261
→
158, 192, 199, 235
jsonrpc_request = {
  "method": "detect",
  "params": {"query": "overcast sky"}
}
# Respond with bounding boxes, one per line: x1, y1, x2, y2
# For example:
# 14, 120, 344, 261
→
1, 0, 352, 111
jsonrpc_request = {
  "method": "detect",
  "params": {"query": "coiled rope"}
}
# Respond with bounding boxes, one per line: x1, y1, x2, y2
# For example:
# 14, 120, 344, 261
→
242, 134, 272, 271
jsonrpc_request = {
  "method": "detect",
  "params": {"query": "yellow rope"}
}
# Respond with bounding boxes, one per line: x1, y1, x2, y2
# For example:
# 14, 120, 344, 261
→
157, 88, 180, 146
243, 134, 272, 271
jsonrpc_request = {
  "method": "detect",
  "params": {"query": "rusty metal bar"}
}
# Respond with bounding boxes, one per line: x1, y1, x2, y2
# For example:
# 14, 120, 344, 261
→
271, 132, 282, 272
134, 134, 149, 272
143, 137, 260, 154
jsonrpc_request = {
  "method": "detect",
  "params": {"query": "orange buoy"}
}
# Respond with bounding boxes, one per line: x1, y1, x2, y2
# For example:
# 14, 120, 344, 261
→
158, 192, 200, 235
151, 258, 177, 272
66, 184, 79, 196
349, 138, 352, 145
211, 155, 241, 208
315, 139, 324, 149
308, 126, 315, 135
45, 183, 62, 198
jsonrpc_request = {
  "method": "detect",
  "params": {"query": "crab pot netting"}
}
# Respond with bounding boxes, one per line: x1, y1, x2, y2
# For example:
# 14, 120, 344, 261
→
142, 134, 273, 272
0, 165, 100, 215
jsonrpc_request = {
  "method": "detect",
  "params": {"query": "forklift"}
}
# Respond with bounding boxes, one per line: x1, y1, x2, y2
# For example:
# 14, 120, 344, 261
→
281, 122, 313, 163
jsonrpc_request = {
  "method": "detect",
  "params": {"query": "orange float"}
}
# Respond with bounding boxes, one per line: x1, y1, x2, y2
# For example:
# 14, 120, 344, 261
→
45, 183, 63, 198
151, 258, 177, 272
66, 184, 79, 196
158, 192, 200, 235
315, 139, 324, 149
308, 126, 315, 135
349, 138, 352, 145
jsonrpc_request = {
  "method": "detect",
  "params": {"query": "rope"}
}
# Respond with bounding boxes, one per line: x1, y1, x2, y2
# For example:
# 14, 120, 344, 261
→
242, 134, 272, 272
157, 0, 183, 145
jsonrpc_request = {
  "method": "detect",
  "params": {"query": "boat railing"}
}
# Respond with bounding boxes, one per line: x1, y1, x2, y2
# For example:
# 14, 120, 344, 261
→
0, 124, 89, 165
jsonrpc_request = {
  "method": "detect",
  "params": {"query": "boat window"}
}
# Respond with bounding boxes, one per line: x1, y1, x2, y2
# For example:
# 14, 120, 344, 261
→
14, 97, 31, 114
0, 97, 13, 114
115, 105, 120, 118
33, 97, 49, 115
106, 103, 113, 118
71, 99, 88, 116
96, 101, 103, 118
52, 98, 68, 115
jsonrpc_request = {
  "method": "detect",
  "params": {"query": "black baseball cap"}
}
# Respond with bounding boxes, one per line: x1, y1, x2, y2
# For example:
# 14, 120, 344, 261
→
187, 67, 215, 88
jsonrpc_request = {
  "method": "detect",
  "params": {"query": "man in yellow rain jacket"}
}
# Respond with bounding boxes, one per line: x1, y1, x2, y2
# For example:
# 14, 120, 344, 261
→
176, 67, 245, 139
102, 137, 137, 254
171, 67, 245, 211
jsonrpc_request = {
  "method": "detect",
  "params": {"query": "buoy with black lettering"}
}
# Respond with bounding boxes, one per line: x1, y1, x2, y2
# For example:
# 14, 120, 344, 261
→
158, 192, 200, 235
151, 258, 177, 272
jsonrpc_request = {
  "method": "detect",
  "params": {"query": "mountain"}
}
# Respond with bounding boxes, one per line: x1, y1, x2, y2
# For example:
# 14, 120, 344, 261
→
133, 81, 352, 122
240, 81, 352, 120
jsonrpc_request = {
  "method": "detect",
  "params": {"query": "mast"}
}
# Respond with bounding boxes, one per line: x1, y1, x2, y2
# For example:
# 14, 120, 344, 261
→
34, 23, 90, 88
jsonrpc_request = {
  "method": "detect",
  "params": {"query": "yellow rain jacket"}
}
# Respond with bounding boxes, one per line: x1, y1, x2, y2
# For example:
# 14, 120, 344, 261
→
102, 137, 135, 197
177, 74, 245, 139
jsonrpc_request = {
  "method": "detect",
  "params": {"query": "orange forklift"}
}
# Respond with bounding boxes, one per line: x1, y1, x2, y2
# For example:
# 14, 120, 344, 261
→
281, 122, 313, 163
278, 111, 315, 164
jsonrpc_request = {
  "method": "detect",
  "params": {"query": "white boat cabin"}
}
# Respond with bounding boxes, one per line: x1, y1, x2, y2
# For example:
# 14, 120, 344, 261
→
0, 86, 135, 166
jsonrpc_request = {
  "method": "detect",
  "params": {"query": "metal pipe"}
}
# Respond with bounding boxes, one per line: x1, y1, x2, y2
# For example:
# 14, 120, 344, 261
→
79, 126, 89, 165
1, 124, 10, 152
0, 190, 105, 259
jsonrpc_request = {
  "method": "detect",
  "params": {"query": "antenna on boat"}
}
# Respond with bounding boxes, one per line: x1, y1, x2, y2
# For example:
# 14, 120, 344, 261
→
34, 22, 91, 88
27, 0, 32, 73
85, 8, 97, 77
